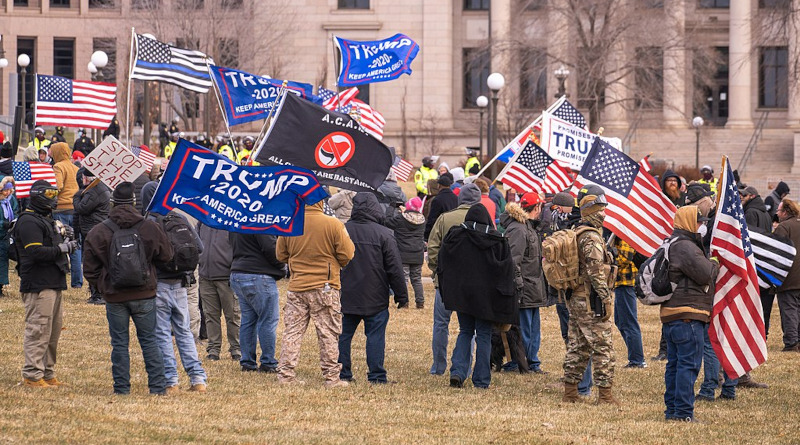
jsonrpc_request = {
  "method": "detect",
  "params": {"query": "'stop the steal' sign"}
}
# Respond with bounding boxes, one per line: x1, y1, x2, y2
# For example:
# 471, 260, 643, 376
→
146, 139, 328, 236
83, 136, 147, 189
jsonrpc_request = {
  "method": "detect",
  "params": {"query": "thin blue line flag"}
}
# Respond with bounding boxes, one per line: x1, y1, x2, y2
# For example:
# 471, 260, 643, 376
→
335, 34, 420, 87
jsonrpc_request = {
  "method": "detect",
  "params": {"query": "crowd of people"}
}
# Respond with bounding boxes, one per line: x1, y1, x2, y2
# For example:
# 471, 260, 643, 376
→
3, 131, 797, 424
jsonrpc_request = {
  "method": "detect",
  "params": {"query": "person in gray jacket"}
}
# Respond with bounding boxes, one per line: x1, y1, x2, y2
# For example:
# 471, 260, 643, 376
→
499, 192, 547, 373
197, 223, 240, 361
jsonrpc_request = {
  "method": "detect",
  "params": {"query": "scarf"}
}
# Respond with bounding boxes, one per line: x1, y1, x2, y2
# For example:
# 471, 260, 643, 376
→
1, 197, 13, 221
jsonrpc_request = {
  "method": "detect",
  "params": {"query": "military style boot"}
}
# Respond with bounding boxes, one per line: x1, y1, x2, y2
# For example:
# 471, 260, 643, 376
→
562, 382, 579, 403
597, 385, 621, 406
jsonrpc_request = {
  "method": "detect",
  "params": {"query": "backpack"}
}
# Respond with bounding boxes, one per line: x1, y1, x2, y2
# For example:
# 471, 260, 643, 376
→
103, 219, 150, 288
634, 237, 678, 305
542, 226, 599, 293
158, 213, 200, 273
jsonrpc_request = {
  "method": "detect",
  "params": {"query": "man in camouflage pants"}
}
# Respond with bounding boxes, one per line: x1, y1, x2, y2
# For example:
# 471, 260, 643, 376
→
562, 190, 619, 405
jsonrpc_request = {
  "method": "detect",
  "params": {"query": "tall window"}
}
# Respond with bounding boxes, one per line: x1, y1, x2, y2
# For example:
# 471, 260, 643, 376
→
464, 0, 489, 10
17, 38, 35, 113
93, 38, 117, 84
14, 0, 29, 5
338, 0, 369, 9
519, 48, 547, 109
699, 0, 729, 8
463, 48, 489, 108
53, 39, 75, 79
51, 0, 71, 7
634, 46, 664, 108
759, 47, 788, 108
217, 39, 239, 69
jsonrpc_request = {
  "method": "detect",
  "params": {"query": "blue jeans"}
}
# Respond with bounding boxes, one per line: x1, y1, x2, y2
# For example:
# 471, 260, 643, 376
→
230, 273, 279, 370
339, 309, 389, 382
105, 298, 166, 394
430, 289, 453, 375
663, 320, 704, 420
52, 212, 82, 288
557, 301, 593, 395
450, 312, 492, 388
698, 324, 738, 399
614, 286, 645, 365
519, 308, 542, 370
155, 281, 207, 386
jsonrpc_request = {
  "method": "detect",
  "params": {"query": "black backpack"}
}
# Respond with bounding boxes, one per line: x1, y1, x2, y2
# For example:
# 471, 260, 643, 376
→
158, 213, 200, 273
103, 219, 150, 288
634, 237, 678, 305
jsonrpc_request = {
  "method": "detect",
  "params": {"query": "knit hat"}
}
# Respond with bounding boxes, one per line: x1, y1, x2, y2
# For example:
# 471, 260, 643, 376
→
465, 202, 493, 226
552, 191, 575, 208
111, 181, 136, 206
437, 175, 453, 187
405, 197, 423, 212
685, 182, 713, 204
458, 183, 481, 205
743, 185, 759, 197
3, 181, 14, 190
0, 142, 12, 159
83, 168, 96, 178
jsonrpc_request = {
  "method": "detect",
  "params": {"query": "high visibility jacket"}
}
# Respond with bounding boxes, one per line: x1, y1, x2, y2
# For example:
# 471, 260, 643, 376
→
218, 144, 235, 162
465, 156, 481, 176
237, 148, 251, 165
164, 141, 177, 159
28, 138, 51, 151
414, 165, 438, 195
698, 178, 718, 196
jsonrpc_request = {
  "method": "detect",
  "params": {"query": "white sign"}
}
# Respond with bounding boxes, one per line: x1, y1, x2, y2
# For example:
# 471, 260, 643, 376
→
540, 111, 597, 171
83, 136, 147, 189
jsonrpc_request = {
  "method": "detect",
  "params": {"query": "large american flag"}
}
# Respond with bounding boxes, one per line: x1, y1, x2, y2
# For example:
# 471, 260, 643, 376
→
391, 156, 414, 182
709, 157, 767, 378
551, 97, 587, 129
342, 98, 386, 140
318, 86, 359, 111
131, 34, 214, 93
34, 74, 117, 130
497, 140, 573, 194
130, 145, 156, 172
12, 162, 58, 199
573, 138, 676, 256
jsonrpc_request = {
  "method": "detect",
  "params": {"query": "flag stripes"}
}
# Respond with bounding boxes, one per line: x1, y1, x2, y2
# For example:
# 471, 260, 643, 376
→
131, 34, 214, 93
12, 162, 58, 198
391, 157, 414, 182
749, 230, 795, 288
35, 75, 117, 129
498, 141, 573, 194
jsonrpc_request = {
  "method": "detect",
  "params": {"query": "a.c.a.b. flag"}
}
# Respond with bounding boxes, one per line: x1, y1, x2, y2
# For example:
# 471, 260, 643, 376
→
147, 139, 328, 236
254, 92, 393, 193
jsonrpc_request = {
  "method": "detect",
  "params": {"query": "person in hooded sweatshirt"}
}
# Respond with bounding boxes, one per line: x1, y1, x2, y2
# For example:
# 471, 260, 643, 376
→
438, 203, 516, 389
765, 181, 791, 221
660, 170, 684, 207
386, 197, 426, 308
49, 142, 82, 289
338, 193, 408, 384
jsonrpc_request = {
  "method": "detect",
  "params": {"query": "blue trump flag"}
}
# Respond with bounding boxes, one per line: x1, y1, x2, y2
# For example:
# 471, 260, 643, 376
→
147, 139, 328, 236
334, 34, 420, 87
209, 65, 320, 126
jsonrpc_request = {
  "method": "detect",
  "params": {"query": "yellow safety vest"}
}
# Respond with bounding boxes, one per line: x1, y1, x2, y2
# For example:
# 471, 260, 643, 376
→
414, 165, 439, 195
28, 138, 51, 150
698, 178, 718, 196
218, 144, 235, 162
465, 156, 481, 176
237, 148, 251, 164
164, 141, 177, 159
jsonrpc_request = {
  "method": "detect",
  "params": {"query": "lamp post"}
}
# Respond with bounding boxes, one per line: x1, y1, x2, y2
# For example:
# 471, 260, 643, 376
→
692, 116, 704, 170
18, 54, 30, 145
555, 64, 570, 99
476, 95, 488, 156
0, 35, 8, 120
487, 72, 505, 177
91, 50, 108, 82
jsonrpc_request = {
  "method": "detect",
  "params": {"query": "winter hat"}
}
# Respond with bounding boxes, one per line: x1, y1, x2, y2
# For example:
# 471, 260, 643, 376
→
552, 191, 575, 208
72, 151, 85, 162
0, 142, 12, 159
458, 183, 481, 205
82, 167, 96, 178
465, 202, 493, 226
3, 181, 14, 190
405, 197, 423, 212
437, 175, 453, 187
450, 167, 465, 183
685, 182, 713, 205
743, 186, 759, 197
111, 181, 136, 206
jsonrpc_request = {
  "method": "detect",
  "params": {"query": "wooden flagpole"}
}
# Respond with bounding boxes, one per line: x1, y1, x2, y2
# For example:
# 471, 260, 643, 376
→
125, 27, 136, 147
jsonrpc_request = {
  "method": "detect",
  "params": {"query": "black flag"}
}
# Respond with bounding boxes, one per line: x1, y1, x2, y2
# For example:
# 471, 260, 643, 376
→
254, 93, 393, 193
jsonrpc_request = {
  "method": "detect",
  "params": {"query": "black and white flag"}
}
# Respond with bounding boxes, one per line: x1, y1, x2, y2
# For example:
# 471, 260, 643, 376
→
750, 230, 796, 289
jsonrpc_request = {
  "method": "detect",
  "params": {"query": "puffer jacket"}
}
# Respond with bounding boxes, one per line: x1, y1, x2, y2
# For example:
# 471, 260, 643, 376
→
329, 189, 357, 223
500, 202, 546, 308
72, 179, 111, 238
385, 209, 425, 265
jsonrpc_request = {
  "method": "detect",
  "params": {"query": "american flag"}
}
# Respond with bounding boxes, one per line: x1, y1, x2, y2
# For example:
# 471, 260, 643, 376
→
12, 162, 58, 199
497, 141, 573, 194
391, 156, 414, 182
130, 145, 156, 172
551, 97, 587, 129
318, 86, 359, 111
131, 34, 214, 93
640, 155, 652, 172
34, 74, 117, 130
573, 138, 676, 256
342, 98, 386, 140
709, 156, 767, 378
496, 125, 536, 163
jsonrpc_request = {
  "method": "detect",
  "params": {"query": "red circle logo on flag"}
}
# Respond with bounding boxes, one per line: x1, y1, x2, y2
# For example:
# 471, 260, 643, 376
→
315, 132, 355, 169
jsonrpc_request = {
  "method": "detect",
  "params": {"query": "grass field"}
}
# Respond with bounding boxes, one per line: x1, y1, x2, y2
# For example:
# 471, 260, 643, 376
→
0, 268, 799, 444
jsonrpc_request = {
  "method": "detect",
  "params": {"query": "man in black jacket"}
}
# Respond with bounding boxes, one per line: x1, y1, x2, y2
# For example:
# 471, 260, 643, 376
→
339, 193, 408, 384
198, 223, 239, 362
73, 169, 111, 305
741, 186, 772, 232
16, 180, 77, 387
424, 175, 458, 240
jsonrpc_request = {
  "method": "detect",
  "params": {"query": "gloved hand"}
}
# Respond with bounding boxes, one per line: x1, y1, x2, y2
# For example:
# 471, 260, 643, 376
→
58, 240, 78, 254
63, 225, 75, 241
601, 299, 612, 322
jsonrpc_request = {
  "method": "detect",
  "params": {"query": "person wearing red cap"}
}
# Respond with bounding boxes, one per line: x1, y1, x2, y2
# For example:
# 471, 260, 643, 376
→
499, 192, 547, 373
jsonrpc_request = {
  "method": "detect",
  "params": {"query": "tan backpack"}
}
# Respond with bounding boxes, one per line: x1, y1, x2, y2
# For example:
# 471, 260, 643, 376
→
542, 226, 599, 293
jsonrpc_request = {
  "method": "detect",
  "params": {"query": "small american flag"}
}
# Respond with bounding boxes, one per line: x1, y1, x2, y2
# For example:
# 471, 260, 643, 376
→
35, 74, 117, 130
391, 156, 414, 182
551, 98, 587, 129
342, 98, 386, 140
318, 86, 359, 111
709, 156, 767, 378
640, 155, 652, 172
130, 145, 156, 172
573, 138, 676, 256
497, 141, 573, 194
12, 162, 58, 199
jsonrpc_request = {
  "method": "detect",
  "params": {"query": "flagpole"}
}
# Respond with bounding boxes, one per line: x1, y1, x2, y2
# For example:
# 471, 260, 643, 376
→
251, 87, 290, 163
206, 60, 239, 159
474, 115, 541, 179
330, 34, 342, 112
126, 27, 136, 147
251, 80, 288, 163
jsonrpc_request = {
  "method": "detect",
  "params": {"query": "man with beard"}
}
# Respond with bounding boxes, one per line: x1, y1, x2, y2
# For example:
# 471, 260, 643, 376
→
660, 170, 684, 207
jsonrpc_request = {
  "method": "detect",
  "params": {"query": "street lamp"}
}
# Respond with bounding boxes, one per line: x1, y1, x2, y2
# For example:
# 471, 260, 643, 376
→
487, 72, 505, 177
87, 62, 98, 80
692, 116, 704, 170
18, 54, 30, 145
476, 95, 488, 156
555, 64, 570, 98
91, 50, 108, 82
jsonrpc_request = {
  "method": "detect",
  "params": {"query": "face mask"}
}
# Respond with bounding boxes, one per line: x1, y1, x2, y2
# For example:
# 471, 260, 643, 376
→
698, 224, 708, 238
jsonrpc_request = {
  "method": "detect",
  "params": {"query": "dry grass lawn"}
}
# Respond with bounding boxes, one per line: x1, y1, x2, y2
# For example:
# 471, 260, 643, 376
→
0, 265, 799, 444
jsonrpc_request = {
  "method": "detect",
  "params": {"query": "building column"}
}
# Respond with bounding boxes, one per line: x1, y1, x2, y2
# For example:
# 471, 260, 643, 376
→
419, 0, 453, 161
786, 0, 800, 128
546, 3, 569, 102
662, 1, 687, 127
603, 41, 628, 130
726, 0, 753, 128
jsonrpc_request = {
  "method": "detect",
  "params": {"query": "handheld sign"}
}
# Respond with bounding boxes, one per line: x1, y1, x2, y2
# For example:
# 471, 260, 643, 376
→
83, 136, 147, 189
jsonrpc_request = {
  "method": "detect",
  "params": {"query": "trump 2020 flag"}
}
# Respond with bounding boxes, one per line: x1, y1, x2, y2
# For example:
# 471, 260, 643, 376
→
335, 34, 420, 87
147, 139, 327, 236
254, 92, 394, 193
131, 34, 214, 93
209, 65, 317, 126
35, 74, 117, 130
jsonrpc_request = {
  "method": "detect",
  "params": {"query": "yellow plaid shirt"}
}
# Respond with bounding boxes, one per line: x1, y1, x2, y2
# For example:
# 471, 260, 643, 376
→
615, 238, 637, 287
